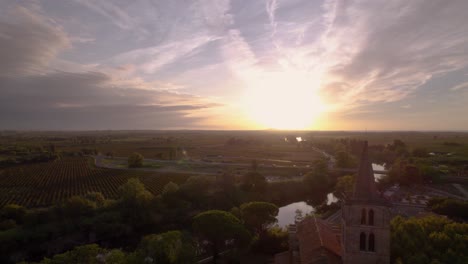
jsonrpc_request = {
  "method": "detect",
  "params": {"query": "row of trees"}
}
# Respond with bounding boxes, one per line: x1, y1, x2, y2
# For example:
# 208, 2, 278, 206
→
8, 199, 281, 264
427, 197, 468, 221
0, 170, 294, 264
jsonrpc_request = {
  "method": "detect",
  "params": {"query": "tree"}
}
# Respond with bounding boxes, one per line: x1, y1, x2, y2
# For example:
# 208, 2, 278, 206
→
128, 152, 144, 168
427, 197, 468, 221
162, 182, 179, 195
335, 150, 355, 168
391, 215, 468, 264
84, 192, 106, 207
161, 182, 182, 207
303, 159, 330, 204
118, 178, 154, 206
180, 176, 214, 208
418, 164, 440, 183
39, 244, 103, 264
61, 196, 96, 218
240, 202, 278, 236
193, 210, 250, 263
241, 159, 266, 192
412, 148, 428, 158
333, 175, 355, 200
34, 244, 128, 264
252, 225, 288, 254
105, 249, 127, 264
388, 139, 407, 153
0, 204, 26, 224
217, 171, 236, 193
313, 158, 329, 175
118, 178, 154, 226
135, 231, 195, 264
386, 159, 422, 186
230, 207, 241, 219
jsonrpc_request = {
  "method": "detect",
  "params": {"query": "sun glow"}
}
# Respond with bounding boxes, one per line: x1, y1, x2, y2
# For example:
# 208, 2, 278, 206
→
243, 70, 326, 130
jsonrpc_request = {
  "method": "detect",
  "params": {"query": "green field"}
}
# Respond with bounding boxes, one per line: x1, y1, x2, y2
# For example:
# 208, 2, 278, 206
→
0, 157, 189, 208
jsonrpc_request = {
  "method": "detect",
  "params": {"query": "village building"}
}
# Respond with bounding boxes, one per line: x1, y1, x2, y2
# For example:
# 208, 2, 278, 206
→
275, 141, 392, 264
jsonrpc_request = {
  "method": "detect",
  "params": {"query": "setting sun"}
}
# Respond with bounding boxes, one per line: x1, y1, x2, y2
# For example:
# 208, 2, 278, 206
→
243, 70, 326, 130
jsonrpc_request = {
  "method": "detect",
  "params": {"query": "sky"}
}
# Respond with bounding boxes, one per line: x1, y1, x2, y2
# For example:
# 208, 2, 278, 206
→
1, 0, 468, 130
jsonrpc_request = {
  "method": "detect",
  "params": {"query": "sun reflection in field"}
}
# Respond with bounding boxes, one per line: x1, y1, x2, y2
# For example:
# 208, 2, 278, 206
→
243, 70, 326, 130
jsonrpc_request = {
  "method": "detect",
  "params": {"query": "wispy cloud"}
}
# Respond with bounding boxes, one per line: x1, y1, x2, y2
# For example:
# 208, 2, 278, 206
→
451, 82, 468, 91
111, 34, 219, 75
316, 0, 468, 109
266, 0, 278, 36
73, 0, 142, 32
0, 6, 70, 77
1, 0, 468, 129
0, 4, 222, 129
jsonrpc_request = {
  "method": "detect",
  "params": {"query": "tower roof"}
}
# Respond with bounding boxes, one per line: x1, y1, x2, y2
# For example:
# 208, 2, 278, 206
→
351, 141, 388, 204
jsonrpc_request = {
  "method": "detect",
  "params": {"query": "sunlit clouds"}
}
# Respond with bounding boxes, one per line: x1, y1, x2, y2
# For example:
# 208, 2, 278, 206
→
0, 0, 468, 130
243, 69, 326, 129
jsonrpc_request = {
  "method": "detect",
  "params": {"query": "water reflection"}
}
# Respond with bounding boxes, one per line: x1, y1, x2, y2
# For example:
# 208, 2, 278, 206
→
276, 202, 313, 228
372, 163, 386, 181
327, 192, 338, 205
276, 193, 339, 228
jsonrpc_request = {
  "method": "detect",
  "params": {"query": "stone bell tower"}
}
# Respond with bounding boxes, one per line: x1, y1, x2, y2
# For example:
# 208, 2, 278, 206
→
342, 141, 391, 264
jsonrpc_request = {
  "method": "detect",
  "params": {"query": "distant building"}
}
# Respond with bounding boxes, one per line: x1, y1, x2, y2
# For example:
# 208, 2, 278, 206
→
275, 141, 391, 264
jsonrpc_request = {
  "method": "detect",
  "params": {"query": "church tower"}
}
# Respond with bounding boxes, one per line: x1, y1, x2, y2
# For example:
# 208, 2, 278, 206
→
342, 141, 391, 264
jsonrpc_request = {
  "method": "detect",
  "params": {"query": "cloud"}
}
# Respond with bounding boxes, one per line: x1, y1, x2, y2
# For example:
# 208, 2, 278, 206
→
2, 0, 468, 129
73, 0, 142, 32
111, 34, 219, 75
266, 0, 279, 35
70, 36, 95, 44
0, 71, 219, 129
0, 4, 222, 130
450, 82, 468, 91
318, 0, 468, 108
0, 6, 70, 76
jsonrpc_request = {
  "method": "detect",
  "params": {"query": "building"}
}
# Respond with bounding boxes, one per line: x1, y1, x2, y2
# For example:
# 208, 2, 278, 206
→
341, 141, 392, 264
275, 141, 391, 264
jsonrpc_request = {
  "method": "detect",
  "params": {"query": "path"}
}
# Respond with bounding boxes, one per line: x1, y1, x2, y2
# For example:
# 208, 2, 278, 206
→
453, 183, 468, 199
424, 186, 467, 201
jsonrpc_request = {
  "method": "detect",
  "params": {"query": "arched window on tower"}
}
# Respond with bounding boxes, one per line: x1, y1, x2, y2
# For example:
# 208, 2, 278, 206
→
360, 232, 366, 251
368, 233, 375, 252
368, 209, 374, 226
361, 209, 366, 225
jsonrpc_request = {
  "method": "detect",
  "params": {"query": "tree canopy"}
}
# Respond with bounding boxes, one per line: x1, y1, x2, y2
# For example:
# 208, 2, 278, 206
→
333, 175, 355, 200
128, 152, 144, 168
427, 197, 468, 221
391, 215, 468, 264
240, 202, 278, 235
193, 210, 250, 263
303, 158, 330, 204
118, 178, 154, 206
134, 230, 195, 264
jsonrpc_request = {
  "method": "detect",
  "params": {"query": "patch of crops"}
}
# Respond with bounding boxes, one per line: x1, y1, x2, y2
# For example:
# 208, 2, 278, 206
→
0, 157, 188, 207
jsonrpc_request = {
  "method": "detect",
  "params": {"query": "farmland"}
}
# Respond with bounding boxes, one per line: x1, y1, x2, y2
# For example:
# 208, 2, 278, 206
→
1, 130, 468, 208
0, 157, 189, 207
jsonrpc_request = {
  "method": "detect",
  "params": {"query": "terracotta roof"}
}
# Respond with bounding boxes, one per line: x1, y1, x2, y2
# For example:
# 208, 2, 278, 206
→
296, 216, 342, 264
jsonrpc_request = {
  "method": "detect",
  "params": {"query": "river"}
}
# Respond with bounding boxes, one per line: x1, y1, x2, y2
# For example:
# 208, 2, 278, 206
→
276, 193, 338, 228
372, 163, 386, 181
